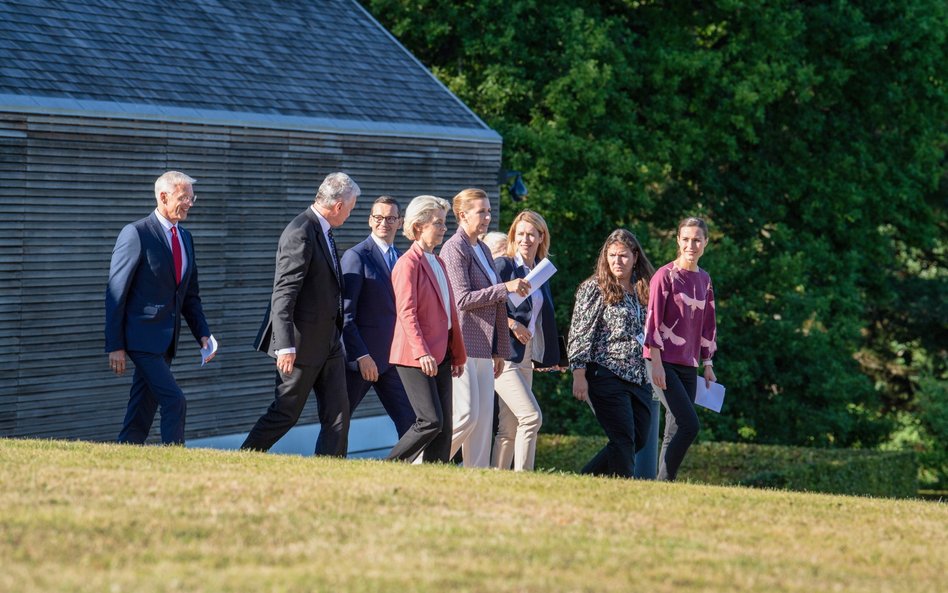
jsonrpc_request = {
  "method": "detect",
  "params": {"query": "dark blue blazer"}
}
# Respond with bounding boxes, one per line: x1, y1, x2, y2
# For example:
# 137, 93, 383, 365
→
105, 212, 209, 357
494, 256, 561, 367
341, 235, 398, 373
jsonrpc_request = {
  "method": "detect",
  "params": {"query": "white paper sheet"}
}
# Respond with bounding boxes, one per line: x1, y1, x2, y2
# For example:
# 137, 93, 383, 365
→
695, 380, 726, 413
508, 258, 557, 308
200, 334, 218, 366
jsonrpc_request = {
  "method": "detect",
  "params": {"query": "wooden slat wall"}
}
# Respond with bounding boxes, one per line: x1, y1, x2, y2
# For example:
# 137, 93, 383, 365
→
0, 112, 502, 442
0, 115, 28, 436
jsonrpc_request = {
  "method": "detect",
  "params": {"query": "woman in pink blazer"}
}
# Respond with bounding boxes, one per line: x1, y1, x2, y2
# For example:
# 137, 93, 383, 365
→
440, 188, 531, 467
387, 195, 467, 463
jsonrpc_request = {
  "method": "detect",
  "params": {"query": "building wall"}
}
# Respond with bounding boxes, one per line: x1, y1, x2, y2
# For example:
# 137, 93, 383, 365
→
0, 111, 502, 442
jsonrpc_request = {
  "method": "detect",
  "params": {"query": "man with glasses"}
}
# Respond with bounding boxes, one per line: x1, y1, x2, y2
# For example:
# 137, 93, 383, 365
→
105, 170, 215, 445
340, 196, 415, 440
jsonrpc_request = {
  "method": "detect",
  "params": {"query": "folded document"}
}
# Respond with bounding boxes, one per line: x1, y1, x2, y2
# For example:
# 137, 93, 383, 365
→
695, 380, 726, 413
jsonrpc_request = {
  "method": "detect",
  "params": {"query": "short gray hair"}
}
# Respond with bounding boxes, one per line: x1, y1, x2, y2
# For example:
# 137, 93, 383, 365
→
154, 171, 195, 198
403, 195, 449, 241
315, 172, 360, 207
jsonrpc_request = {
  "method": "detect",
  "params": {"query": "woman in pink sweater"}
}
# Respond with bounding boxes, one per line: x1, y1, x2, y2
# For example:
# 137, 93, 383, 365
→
644, 217, 718, 481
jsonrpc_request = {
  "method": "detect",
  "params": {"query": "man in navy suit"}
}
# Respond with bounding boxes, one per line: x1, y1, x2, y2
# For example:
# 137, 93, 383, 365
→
105, 171, 215, 445
341, 196, 415, 438
241, 172, 359, 456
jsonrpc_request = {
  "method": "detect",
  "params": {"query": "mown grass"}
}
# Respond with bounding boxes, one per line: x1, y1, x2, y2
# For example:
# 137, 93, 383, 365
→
1, 438, 945, 593
536, 435, 918, 498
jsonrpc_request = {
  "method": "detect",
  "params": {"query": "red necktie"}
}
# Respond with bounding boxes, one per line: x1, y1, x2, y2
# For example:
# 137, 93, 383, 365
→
170, 225, 182, 285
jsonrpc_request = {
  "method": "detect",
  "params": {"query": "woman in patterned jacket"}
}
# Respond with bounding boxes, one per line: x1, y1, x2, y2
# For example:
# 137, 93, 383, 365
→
567, 229, 655, 478
440, 188, 531, 468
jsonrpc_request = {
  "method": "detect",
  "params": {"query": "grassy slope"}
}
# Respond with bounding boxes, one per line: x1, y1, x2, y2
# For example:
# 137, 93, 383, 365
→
536, 436, 918, 498
1, 439, 945, 593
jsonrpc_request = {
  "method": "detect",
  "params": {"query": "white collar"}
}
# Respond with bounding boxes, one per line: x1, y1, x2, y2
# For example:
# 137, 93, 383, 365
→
514, 252, 535, 269
370, 233, 395, 254
154, 209, 176, 231
310, 205, 331, 234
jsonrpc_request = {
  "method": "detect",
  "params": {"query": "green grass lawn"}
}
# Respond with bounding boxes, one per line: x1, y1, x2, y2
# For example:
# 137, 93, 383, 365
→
2, 438, 945, 593
536, 436, 919, 498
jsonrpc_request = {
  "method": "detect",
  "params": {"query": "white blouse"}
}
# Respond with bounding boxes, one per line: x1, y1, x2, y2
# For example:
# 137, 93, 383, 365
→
424, 252, 452, 330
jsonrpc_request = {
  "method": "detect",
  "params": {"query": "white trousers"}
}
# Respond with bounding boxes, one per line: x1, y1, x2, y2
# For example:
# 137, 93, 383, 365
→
450, 356, 496, 468
492, 340, 542, 471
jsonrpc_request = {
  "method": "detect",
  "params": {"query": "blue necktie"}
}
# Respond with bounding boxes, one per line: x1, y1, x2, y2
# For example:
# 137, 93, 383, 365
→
327, 228, 343, 318
387, 246, 398, 271
326, 228, 341, 281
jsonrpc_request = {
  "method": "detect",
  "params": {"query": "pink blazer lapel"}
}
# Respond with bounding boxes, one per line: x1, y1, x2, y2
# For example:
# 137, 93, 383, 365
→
413, 245, 448, 314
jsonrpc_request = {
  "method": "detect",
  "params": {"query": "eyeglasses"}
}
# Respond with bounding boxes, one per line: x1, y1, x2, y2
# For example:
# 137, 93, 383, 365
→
371, 215, 400, 224
176, 194, 196, 204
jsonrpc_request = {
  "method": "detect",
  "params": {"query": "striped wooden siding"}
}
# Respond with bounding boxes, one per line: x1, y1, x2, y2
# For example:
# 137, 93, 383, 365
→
0, 112, 501, 442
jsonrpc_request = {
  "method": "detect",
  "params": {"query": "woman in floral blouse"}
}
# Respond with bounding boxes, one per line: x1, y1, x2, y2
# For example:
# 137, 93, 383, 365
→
567, 229, 655, 478
644, 217, 717, 481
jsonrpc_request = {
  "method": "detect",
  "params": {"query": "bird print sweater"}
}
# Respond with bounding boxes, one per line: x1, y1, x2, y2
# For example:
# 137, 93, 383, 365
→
644, 262, 717, 368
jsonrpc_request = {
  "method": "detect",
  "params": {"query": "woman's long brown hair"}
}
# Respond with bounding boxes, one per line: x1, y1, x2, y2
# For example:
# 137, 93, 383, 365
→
593, 229, 655, 305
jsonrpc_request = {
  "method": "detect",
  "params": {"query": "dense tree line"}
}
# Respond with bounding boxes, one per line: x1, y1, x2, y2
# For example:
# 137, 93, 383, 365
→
362, 1, 946, 485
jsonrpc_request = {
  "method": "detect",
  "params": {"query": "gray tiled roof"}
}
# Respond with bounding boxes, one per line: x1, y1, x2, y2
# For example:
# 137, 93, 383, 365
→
0, 0, 495, 136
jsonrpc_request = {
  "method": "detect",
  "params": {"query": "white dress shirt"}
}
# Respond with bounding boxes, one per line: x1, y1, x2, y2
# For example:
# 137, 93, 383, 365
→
311, 205, 338, 273
370, 233, 397, 264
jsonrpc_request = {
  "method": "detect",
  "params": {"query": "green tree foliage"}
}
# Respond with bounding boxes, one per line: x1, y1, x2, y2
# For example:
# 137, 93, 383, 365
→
363, 2, 947, 458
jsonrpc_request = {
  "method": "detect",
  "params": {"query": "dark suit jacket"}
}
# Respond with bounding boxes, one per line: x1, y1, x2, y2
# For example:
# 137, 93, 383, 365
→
341, 235, 398, 373
254, 207, 343, 366
105, 211, 209, 358
494, 256, 561, 367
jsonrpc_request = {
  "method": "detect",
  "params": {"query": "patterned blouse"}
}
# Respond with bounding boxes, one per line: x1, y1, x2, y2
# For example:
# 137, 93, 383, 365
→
567, 278, 647, 385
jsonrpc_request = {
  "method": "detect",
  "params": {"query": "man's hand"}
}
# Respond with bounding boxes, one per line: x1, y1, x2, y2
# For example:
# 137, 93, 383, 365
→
200, 336, 216, 364
109, 349, 127, 376
358, 355, 379, 382
493, 356, 505, 378
277, 352, 296, 375
451, 364, 464, 378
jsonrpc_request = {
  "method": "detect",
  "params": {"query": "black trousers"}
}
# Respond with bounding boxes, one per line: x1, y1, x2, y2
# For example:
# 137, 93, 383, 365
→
241, 342, 349, 457
657, 362, 700, 481
582, 363, 653, 479
387, 360, 453, 463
